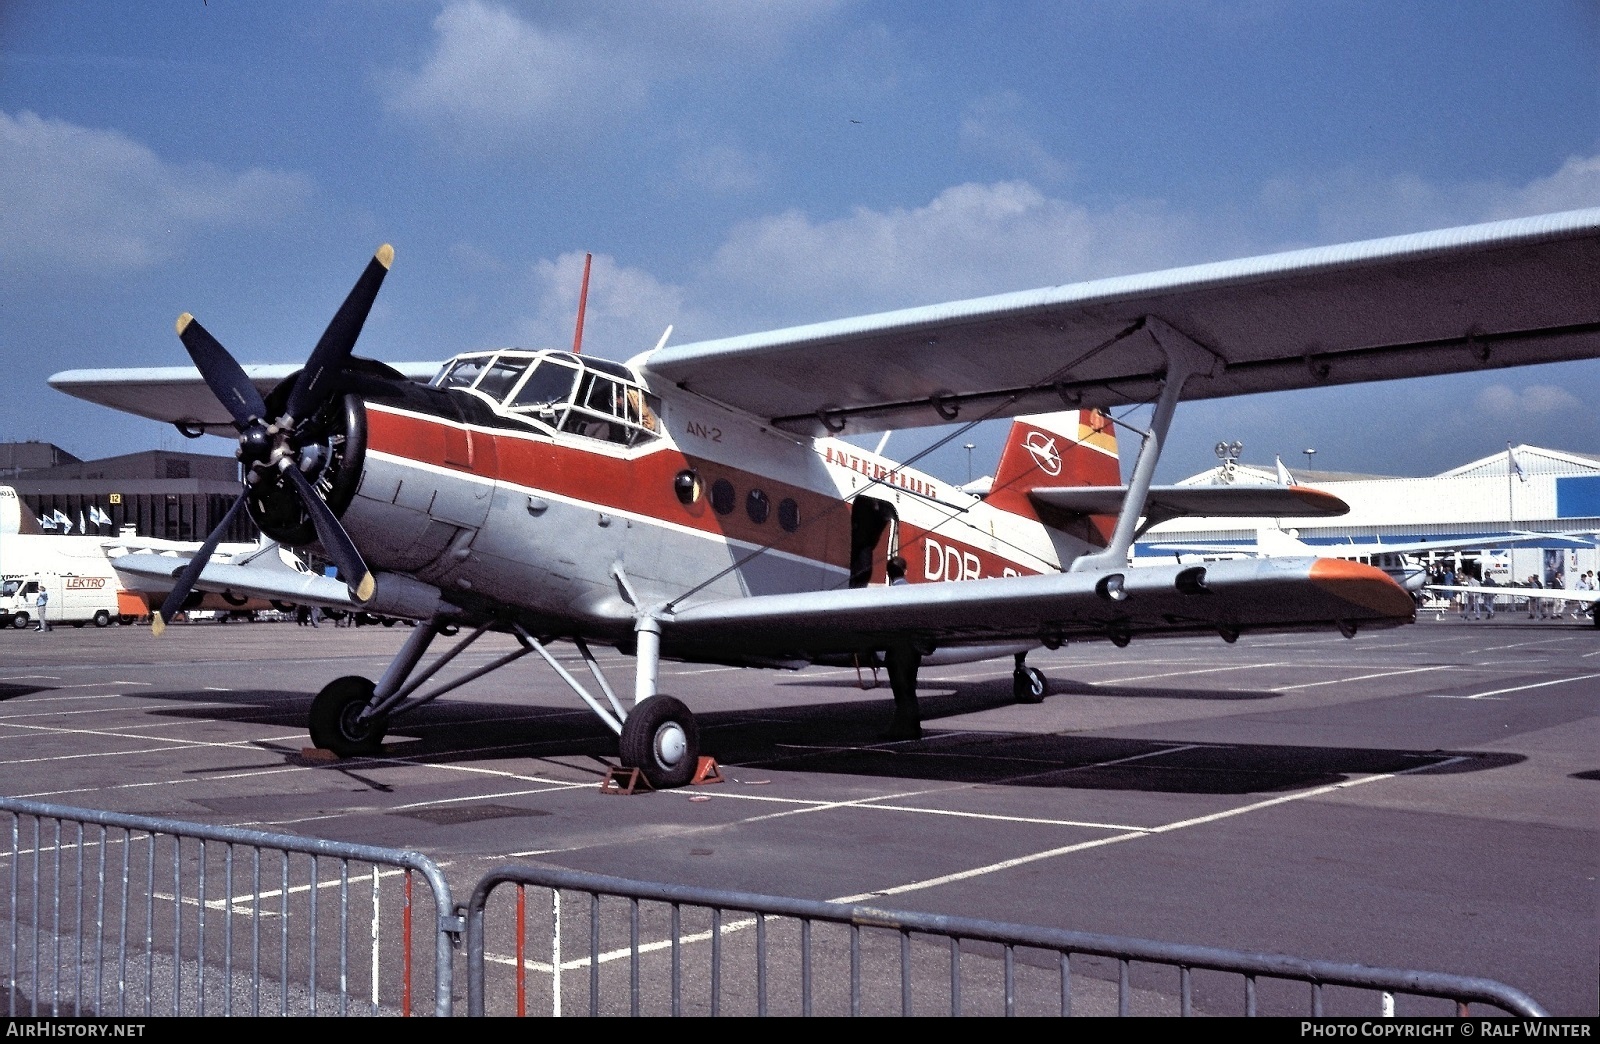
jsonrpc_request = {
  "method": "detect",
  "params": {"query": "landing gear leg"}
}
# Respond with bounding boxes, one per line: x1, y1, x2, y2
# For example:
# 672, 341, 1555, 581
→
884, 644, 922, 740
617, 615, 700, 789
1013, 652, 1047, 704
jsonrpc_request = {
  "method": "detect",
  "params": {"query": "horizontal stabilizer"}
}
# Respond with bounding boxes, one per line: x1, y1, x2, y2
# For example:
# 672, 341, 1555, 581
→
1030, 484, 1349, 520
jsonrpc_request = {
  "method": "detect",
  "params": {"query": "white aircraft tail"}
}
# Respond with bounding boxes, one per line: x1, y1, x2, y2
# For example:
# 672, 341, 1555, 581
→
1255, 525, 1312, 556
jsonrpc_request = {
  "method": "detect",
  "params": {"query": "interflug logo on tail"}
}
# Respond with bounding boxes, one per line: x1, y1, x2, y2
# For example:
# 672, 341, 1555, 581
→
1023, 430, 1062, 476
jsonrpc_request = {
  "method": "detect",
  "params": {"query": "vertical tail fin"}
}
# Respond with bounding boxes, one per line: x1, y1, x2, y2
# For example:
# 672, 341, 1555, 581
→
984, 410, 1120, 545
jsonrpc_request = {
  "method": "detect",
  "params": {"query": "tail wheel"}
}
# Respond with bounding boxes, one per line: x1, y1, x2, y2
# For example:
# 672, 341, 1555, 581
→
1013, 665, 1047, 704
619, 695, 700, 789
309, 675, 387, 756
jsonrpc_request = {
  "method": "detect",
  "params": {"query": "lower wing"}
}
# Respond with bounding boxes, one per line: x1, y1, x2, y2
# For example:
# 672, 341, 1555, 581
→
663, 557, 1414, 662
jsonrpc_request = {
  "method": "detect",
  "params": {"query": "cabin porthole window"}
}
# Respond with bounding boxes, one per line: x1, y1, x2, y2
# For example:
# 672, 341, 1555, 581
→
778, 498, 800, 533
710, 478, 736, 516
673, 469, 702, 506
746, 489, 770, 524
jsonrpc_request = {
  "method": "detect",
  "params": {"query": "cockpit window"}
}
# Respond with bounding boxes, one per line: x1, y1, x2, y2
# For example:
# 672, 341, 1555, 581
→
436, 348, 661, 447
435, 357, 488, 389
474, 357, 529, 400
509, 360, 580, 411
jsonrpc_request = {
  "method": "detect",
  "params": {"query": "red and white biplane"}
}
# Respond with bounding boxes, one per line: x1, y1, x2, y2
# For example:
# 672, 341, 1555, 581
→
51, 208, 1600, 785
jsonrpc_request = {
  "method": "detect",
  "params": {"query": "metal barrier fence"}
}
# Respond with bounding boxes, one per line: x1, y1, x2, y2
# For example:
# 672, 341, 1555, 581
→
466, 866, 1548, 1018
1, 798, 456, 1017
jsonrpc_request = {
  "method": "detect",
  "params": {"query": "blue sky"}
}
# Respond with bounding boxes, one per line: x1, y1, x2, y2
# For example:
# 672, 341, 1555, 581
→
3, 1, 1597, 483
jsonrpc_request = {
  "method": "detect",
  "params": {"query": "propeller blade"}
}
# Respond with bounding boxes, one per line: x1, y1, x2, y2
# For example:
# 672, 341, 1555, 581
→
176, 314, 268, 429
286, 244, 394, 422
280, 464, 376, 602
151, 494, 249, 637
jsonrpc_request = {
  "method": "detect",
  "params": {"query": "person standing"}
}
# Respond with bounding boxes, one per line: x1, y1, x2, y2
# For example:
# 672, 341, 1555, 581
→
882, 556, 921, 740
34, 585, 49, 632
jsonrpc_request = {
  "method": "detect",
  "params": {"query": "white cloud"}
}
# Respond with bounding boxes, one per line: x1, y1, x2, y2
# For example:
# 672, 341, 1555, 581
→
516, 251, 705, 361
676, 143, 772, 196
1488, 154, 1600, 219
384, 1, 649, 143
1474, 382, 1584, 420
385, 0, 839, 150
707, 180, 1222, 320
0, 110, 310, 274
1258, 153, 1600, 242
959, 91, 1071, 182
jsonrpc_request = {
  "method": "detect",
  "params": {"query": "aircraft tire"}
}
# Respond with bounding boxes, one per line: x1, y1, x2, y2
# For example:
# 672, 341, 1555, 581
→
619, 695, 700, 789
309, 676, 387, 756
1013, 666, 1047, 704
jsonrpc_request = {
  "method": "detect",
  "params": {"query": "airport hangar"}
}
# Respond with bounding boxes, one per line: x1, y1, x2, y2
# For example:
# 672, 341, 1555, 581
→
1133, 443, 1600, 585
0, 440, 256, 545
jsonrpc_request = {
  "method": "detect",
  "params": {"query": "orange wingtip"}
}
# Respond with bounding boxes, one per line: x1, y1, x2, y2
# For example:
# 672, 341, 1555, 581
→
1309, 558, 1415, 617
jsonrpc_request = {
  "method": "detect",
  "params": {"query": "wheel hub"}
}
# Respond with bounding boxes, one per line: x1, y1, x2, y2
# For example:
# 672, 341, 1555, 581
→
653, 723, 688, 768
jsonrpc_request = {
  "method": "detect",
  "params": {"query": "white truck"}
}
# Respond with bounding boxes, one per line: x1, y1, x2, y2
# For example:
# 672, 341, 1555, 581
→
0, 572, 119, 629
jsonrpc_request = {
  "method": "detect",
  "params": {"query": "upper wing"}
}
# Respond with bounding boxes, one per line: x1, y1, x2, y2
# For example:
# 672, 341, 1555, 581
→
641, 209, 1600, 436
663, 557, 1414, 660
48, 361, 442, 432
1032, 484, 1349, 519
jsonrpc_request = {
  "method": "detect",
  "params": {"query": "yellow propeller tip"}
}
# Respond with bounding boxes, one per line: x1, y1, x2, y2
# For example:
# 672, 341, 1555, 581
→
376, 244, 394, 269
175, 313, 193, 336
151, 615, 166, 637
356, 573, 376, 602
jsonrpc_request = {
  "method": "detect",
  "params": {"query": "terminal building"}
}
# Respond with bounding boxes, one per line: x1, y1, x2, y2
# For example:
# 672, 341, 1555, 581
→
0, 441, 254, 544
1135, 444, 1600, 586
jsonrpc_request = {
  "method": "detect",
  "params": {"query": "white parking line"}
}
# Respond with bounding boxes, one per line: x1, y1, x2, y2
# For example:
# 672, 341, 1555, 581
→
1465, 636, 1584, 654
1275, 666, 1449, 691
1429, 673, 1600, 701
1093, 664, 1280, 685
831, 758, 1465, 902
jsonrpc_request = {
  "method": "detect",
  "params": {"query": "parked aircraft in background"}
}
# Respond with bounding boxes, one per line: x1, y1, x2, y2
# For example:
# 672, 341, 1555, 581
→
1149, 526, 1597, 595
50, 208, 1600, 785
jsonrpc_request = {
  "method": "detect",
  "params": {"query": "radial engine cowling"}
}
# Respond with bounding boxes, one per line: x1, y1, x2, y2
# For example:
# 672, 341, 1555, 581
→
244, 388, 368, 548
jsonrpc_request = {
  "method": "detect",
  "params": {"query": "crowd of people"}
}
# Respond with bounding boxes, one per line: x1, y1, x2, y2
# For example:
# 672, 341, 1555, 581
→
1428, 566, 1596, 621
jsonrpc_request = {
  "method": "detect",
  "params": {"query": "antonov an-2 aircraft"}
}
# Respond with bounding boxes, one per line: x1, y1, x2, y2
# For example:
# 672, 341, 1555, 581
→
52, 208, 1600, 787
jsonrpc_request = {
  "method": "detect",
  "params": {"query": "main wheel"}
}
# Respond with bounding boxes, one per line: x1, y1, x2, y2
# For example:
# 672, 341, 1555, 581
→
619, 695, 700, 789
308, 675, 387, 756
1013, 665, 1047, 703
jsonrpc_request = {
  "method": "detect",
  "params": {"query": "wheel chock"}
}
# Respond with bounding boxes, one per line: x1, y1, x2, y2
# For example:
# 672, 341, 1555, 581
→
599, 766, 654, 795
691, 756, 725, 785
296, 747, 340, 764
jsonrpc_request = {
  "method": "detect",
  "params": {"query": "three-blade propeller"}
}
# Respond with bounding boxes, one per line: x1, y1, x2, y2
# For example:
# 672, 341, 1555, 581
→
151, 245, 392, 633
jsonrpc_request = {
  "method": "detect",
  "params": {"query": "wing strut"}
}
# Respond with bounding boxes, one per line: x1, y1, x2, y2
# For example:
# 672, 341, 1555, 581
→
1071, 317, 1219, 572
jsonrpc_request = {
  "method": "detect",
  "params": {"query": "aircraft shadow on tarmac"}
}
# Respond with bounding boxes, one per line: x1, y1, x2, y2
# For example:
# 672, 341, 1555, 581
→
118, 677, 1524, 798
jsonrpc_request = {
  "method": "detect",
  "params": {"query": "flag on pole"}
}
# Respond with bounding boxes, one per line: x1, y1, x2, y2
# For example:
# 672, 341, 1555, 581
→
1509, 446, 1527, 482
52, 509, 71, 534
78, 510, 87, 534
